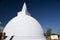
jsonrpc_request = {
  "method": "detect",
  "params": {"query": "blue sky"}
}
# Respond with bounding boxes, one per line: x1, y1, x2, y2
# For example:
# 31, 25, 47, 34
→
0, 0, 60, 34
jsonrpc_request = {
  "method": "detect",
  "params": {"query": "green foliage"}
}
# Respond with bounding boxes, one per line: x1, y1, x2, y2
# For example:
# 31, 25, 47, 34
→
45, 28, 52, 38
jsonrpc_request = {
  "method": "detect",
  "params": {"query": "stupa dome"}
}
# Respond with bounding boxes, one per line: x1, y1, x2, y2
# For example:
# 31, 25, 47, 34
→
3, 3, 46, 40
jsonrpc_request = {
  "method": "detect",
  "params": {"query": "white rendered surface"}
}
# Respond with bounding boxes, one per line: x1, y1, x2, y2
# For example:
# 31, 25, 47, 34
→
51, 35, 58, 39
3, 3, 46, 40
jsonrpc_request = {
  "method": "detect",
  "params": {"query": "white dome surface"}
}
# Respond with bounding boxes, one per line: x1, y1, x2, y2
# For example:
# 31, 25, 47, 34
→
3, 3, 46, 40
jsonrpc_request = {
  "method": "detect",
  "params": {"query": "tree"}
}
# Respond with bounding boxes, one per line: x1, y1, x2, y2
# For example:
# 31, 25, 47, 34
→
45, 28, 52, 40
46, 28, 52, 37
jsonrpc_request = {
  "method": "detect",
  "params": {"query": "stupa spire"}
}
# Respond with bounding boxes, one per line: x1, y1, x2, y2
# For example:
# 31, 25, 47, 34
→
18, 2, 31, 16
22, 2, 27, 15
18, 2, 28, 16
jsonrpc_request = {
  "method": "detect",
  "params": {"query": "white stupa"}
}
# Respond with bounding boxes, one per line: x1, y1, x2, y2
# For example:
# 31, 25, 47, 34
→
3, 3, 46, 40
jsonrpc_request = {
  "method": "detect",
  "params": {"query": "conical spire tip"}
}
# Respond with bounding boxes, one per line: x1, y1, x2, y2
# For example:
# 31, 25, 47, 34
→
22, 2, 27, 14
18, 2, 31, 16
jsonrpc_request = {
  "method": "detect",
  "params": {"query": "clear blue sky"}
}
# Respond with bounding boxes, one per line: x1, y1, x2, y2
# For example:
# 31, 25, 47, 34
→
0, 0, 60, 34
